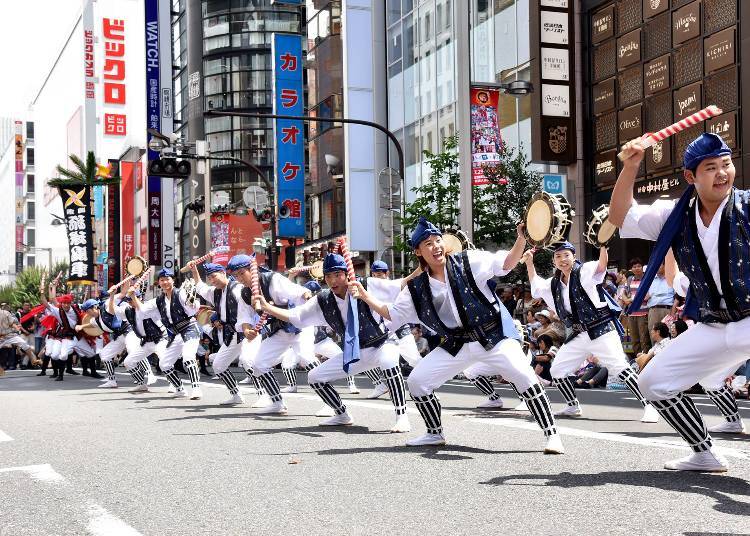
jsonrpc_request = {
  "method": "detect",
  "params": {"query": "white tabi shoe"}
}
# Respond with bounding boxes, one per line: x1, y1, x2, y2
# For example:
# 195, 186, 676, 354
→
316, 405, 336, 417
640, 404, 660, 423
406, 433, 446, 446
664, 450, 728, 472
98, 380, 117, 388
320, 412, 353, 426
219, 393, 245, 406
554, 404, 582, 417
476, 398, 504, 409
238, 377, 254, 384
708, 420, 747, 434
190, 387, 203, 400
280, 385, 297, 393
514, 400, 529, 411
543, 434, 565, 455
254, 400, 288, 415
348, 382, 360, 394
129, 384, 148, 393
251, 394, 272, 408
146, 373, 157, 386
172, 389, 188, 399
390, 414, 411, 433
366, 383, 388, 399
167, 384, 177, 394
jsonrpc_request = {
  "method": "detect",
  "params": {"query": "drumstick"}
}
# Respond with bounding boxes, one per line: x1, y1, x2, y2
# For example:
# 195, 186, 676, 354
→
178, 247, 229, 273
617, 105, 723, 161
254, 312, 269, 331
288, 265, 312, 276
250, 254, 261, 311
337, 237, 358, 297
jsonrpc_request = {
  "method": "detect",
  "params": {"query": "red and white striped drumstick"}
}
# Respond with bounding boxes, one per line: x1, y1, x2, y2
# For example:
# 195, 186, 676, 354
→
618, 105, 723, 161
250, 254, 261, 311
337, 236, 358, 297
178, 247, 229, 273
254, 312, 269, 331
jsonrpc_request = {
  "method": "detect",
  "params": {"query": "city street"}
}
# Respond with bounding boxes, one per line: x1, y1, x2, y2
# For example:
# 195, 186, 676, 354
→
1, 369, 749, 536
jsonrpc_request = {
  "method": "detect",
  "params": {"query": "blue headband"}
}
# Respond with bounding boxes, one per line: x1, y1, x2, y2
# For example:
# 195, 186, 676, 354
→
553, 241, 576, 254
157, 268, 174, 279
408, 217, 442, 249
227, 254, 253, 272
371, 260, 389, 272
323, 253, 348, 274
684, 133, 731, 172
80, 298, 99, 311
203, 262, 226, 275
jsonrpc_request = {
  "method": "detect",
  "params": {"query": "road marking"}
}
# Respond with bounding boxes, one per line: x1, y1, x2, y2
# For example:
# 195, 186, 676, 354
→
0, 464, 65, 482
86, 504, 144, 536
0, 429, 13, 442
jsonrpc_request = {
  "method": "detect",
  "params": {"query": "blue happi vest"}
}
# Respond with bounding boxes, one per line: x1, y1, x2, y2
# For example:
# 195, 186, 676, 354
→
156, 292, 200, 342
259, 272, 301, 336
124, 306, 163, 345
98, 308, 131, 339
314, 325, 329, 344
672, 189, 750, 323
316, 281, 388, 350
551, 262, 620, 342
406, 251, 519, 356
213, 280, 243, 345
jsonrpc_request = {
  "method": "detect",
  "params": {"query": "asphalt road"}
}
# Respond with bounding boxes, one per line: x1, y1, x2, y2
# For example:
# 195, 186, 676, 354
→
1, 368, 749, 536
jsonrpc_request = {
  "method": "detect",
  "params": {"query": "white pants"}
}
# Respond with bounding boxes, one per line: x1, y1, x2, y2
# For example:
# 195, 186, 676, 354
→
210, 337, 243, 375
397, 333, 422, 366
639, 316, 750, 401
100, 335, 128, 363
0, 334, 32, 352
73, 337, 98, 358
550, 330, 629, 379
252, 329, 316, 376
122, 332, 159, 370
238, 335, 262, 371
158, 336, 200, 371
314, 337, 342, 360
407, 338, 537, 397
308, 341, 400, 384
47, 338, 77, 362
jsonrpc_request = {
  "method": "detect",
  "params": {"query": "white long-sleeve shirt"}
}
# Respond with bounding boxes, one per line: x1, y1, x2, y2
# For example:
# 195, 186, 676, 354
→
530, 261, 606, 317
113, 302, 164, 336
139, 288, 199, 325
386, 250, 511, 330
195, 281, 257, 332
45, 304, 78, 330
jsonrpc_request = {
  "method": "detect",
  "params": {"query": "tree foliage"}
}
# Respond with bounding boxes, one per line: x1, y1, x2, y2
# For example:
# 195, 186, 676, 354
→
50, 151, 120, 187
0, 263, 69, 309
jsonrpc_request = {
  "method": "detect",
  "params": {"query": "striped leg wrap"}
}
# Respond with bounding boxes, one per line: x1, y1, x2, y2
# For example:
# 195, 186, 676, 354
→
139, 359, 152, 382
282, 367, 297, 388
618, 367, 647, 407
552, 377, 579, 407
705, 386, 741, 423
103, 361, 116, 381
217, 370, 239, 395
163, 368, 183, 391
381, 366, 407, 415
520, 383, 557, 437
309, 382, 346, 415
469, 376, 500, 401
347, 375, 357, 388
411, 393, 442, 435
650, 394, 712, 452
303, 361, 319, 372
364, 368, 383, 386
258, 371, 282, 402
508, 382, 524, 402
129, 362, 146, 385
184, 360, 201, 388
247, 370, 265, 397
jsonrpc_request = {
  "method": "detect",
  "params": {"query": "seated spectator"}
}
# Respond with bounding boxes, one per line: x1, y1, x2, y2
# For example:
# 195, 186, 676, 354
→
635, 322, 671, 371
532, 310, 566, 348
669, 319, 689, 338
412, 325, 430, 357
515, 285, 542, 323
531, 334, 557, 384
574, 356, 608, 389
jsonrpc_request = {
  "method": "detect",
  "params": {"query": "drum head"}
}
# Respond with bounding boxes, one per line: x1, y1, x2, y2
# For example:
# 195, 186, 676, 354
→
525, 199, 554, 245
442, 234, 464, 255
126, 256, 147, 277
310, 260, 324, 280
196, 306, 214, 326
81, 313, 104, 337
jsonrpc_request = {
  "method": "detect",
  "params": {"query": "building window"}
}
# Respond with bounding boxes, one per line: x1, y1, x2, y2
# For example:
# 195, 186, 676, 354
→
26, 201, 35, 221
26, 228, 35, 247
27, 255, 35, 268
26, 148, 34, 166
26, 122, 34, 139
26, 174, 35, 193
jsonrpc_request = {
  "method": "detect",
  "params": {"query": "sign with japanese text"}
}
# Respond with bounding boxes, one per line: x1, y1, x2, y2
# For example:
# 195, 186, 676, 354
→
15, 121, 23, 271
470, 88, 502, 186
102, 17, 127, 136
59, 186, 96, 284
84, 25, 95, 102
147, 176, 162, 265
120, 161, 135, 271
210, 214, 230, 265
272, 33, 305, 237
107, 184, 120, 285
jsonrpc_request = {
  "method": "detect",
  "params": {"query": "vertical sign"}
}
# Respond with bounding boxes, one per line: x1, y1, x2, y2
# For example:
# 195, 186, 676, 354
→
14, 121, 24, 273
272, 33, 305, 238
147, 176, 162, 265
120, 161, 135, 267
59, 186, 96, 284
102, 17, 127, 136
470, 88, 502, 186
210, 214, 230, 264
107, 184, 120, 285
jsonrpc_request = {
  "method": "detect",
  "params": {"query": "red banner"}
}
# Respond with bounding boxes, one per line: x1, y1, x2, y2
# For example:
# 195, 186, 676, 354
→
470, 88, 503, 186
120, 161, 135, 271
209, 214, 268, 265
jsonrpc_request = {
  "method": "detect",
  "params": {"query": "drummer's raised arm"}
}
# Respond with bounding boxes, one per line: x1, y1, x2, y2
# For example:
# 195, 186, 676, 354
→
609, 138, 646, 227
596, 246, 608, 275
502, 223, 527, 271
522, 249, 537, 281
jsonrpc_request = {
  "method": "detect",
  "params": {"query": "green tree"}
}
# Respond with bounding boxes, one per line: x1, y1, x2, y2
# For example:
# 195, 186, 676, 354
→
0, 263, 68, 309
473, 141, 543, 250
395, 135, 462, 255
50, 151, 120, 187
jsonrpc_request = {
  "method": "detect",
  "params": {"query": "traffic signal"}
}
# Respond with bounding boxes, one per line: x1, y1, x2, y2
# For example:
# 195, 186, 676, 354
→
252, 208, 273, 222
148, 157, 191, 178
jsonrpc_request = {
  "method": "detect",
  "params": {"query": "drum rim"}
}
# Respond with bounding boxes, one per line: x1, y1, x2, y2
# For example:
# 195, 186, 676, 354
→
524, 192, 572, 247
524, 194, 556, 246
